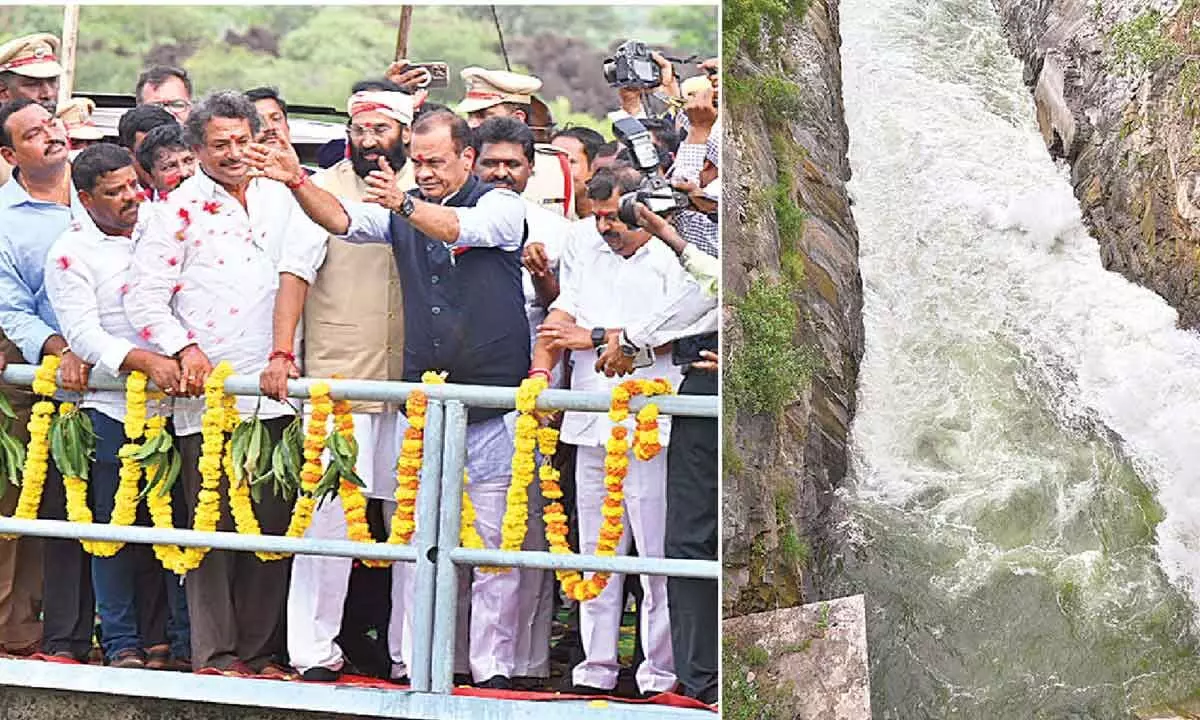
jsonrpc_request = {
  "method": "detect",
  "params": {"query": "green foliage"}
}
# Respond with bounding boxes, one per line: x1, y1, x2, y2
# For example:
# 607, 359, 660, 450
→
652, 6, 718, 54
724, 431, 746, 476
727, 278, 817, 416
1108, 10, 1179, 73
545, 97, 614, 140
724, 0, 811, 59
726, 73, 803, 125
780, 527, 810, 568
722, 637, 795, 720
744, 644, 770, 667
0, 5, 714, 126
1180, 59, 1200, 118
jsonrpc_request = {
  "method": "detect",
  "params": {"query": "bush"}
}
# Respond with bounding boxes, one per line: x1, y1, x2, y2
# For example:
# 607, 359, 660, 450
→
1109, 10, 1179, 73
727, 278, 818, 415
724, 0, 811, 59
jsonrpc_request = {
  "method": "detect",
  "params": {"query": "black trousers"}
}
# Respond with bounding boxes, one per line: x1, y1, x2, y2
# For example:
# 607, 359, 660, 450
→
40, 464, 96, 658
664, 367, 718, 703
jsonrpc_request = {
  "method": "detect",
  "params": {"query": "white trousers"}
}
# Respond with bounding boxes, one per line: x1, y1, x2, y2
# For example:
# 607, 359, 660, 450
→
287, 410, 532, 682
287, 411, 412, 675
512, 458, 554, 678
571, 444, 675, 693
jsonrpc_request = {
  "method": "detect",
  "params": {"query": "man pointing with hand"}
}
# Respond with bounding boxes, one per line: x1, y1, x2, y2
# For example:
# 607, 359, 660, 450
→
247, 109, 532, 690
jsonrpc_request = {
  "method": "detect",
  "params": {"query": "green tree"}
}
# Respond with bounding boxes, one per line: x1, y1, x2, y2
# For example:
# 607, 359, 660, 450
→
652, 6, 718, 54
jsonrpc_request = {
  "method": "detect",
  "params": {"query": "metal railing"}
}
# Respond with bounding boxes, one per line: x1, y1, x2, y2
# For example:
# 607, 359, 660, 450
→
0, 364, 719, 719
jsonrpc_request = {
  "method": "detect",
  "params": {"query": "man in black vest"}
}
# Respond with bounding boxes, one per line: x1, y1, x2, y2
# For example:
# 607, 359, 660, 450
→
247, 110, 530, 690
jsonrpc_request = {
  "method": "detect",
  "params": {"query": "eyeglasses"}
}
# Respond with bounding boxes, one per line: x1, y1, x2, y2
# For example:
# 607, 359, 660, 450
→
348, 124, 395, 139
152, 100, 192, 113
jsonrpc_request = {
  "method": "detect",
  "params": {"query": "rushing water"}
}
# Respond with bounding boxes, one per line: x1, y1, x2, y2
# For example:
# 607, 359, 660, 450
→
825, 0, 1200, 716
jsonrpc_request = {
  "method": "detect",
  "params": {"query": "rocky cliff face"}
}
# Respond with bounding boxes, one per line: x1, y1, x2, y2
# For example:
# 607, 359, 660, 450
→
994, 0, 1200, 327
723, 0, 865, 615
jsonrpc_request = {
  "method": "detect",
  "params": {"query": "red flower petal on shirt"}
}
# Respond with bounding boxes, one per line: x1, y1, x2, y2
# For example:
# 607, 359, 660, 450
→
178, 207, 191, 223
205, 320, 216, 329
56, 255, 70, 270
166, 256, 179, 266
134, 189, 150, 203
119, 283, 130, 295
203, 201, 221, 214
186, 330, 196, 340
139, 326, 153, 341
172, 282, 183, 294
229, 307, 239, 315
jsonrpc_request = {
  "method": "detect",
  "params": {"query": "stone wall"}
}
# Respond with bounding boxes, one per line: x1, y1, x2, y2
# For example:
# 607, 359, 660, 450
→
994, 0, 1200, 327
723, 0, 865, 615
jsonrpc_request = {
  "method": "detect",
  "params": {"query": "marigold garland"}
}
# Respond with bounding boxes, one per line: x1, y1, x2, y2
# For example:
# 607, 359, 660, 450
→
61, 374, 150, 556
384, 371, 444, 546
280, 381, 333, 550
331, 396, 381, 565
59, 399, 123, 556
154, 361, 236, 573
6, 355, 60, 535
541, 378, 673, 602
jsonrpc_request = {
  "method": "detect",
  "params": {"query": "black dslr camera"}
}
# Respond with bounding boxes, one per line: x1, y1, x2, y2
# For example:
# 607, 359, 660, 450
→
602, 40, 663, 89
610, 113, 691, 226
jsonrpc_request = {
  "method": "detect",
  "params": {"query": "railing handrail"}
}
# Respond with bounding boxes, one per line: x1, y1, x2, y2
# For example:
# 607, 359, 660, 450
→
0, 516, 421, 562
0, 364, 719, 417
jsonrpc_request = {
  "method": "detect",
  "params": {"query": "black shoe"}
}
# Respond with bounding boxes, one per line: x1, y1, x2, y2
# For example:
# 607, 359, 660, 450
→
560, 681, 613, 696
476, 675, 513, 690
453, 673, 473, 686
387, 674, 410, 686
300, 666, 340, 682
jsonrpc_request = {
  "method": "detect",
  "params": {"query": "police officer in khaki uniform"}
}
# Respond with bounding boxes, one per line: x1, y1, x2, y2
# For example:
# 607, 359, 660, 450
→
457, 67, 575, 220
0, 32, 64, 187
56, 98, 105, 156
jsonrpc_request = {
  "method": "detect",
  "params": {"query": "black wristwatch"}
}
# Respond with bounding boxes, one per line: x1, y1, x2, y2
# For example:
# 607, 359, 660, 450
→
398, 194, 416, 218
591, 327, 606, 348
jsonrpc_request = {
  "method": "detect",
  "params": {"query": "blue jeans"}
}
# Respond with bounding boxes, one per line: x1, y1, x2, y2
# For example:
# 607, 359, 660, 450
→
87, 409, 189, 661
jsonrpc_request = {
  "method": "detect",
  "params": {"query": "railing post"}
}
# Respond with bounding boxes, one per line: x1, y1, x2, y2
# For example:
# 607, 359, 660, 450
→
408, 399, 443, 693
430, 400, 467, 694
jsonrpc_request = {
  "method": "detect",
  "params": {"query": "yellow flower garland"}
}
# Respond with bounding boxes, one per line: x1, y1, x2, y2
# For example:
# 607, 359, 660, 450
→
541, 378, 672, 602
60, 374, 150, 556
156, 361, 236, 573
387, 386, 428, 546
331, 397, 380, 566
281, 381, 332, 547
499, 378, 546, 553
8, 355, 60, 531
58, 400, 122, 556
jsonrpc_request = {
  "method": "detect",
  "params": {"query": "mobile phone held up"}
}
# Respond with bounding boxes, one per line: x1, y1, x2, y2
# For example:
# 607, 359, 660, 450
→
597, 344, 654, 370
408, 62, 449, 89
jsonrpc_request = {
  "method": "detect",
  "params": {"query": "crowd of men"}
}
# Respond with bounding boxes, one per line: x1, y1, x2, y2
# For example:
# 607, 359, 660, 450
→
0, 27, 719, 705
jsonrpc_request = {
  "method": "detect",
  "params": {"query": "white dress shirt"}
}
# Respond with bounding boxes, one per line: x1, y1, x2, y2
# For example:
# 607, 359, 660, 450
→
43, 218, 165, 423
339, 186, 526, 251
550, 233, 689, 448
522, 200, 570, 343
125, 170, 327, 435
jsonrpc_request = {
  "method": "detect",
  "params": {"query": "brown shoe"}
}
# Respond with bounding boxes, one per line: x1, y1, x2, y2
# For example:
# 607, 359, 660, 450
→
256, 661, 298, 680
110, 649, 146, 669
1, 640, 40, 658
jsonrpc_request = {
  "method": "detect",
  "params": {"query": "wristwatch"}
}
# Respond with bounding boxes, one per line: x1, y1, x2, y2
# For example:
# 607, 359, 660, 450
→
591, 327, 606, 348
398, 194, 416, 218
